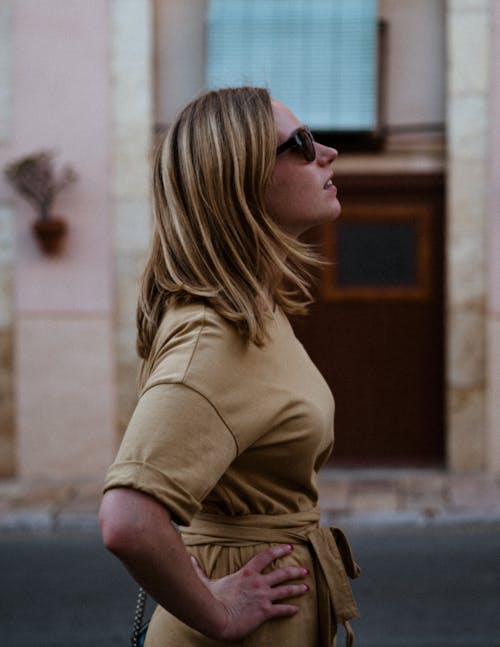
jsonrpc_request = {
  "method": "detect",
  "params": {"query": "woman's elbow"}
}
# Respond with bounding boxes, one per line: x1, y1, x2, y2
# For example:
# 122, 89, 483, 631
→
99, 487, 171, 556
99, 488, 146, 556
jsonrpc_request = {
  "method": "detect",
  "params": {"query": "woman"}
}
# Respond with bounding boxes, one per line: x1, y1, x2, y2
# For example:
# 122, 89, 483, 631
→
99, 87, 360, 647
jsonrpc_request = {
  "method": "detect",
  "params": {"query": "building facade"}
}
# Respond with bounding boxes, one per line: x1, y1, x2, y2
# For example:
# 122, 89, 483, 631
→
0, 0, 499, 481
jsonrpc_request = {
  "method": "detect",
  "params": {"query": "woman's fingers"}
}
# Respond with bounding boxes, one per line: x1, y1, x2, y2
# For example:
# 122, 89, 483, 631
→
264, 563, 309, 587
201, 544, 311, 640
246, 543, 295, 572
264, 602, 301, 619
248, 544, 310, 592
268, 583, 309, 602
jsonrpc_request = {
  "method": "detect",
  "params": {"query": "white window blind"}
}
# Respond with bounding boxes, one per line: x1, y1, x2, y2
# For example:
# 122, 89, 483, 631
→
206, 0, 378, 132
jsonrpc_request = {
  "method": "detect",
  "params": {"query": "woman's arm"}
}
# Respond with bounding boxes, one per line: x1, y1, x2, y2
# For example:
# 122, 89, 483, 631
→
99, 488, 309, 642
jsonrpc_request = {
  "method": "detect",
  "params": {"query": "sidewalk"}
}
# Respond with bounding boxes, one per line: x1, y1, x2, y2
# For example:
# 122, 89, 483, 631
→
318, 468, 500, 528
1, 468, 500, 534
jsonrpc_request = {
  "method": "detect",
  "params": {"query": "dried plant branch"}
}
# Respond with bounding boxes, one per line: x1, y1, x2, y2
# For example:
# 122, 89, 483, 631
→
4, 151, 78, 221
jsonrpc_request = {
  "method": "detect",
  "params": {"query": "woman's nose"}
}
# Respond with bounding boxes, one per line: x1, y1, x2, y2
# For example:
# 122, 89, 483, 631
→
316, 143, 338, 164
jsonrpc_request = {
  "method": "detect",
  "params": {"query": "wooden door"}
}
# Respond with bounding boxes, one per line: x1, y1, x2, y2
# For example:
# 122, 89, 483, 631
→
292, 173, 445, 466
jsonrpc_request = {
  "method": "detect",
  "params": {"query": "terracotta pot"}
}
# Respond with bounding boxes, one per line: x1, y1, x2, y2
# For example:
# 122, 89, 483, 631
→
32, 217, 67, 254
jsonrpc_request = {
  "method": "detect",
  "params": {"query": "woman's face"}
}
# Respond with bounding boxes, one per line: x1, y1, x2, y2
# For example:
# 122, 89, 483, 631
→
265, 100, 340, 238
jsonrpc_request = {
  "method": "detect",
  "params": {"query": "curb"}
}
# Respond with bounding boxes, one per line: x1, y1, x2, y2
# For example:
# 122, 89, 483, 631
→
323, 509, 500, 532
2, 507, 500, 535
0, 509, 100, 534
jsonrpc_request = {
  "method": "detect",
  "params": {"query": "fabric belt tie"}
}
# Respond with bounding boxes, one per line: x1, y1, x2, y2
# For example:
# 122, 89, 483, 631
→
180, 508, 361, 647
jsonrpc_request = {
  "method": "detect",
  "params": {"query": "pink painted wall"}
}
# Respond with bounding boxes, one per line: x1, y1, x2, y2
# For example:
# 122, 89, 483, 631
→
12, 0, 111, 314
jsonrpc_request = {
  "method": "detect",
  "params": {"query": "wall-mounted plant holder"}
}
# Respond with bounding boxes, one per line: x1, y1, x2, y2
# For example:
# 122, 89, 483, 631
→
32, 216, 68, 254
4, 150, 77, 256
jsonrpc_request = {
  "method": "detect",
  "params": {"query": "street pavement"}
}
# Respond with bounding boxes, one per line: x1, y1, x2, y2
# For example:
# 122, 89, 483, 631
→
1, 469, 500, 646
1, 524, 499, 647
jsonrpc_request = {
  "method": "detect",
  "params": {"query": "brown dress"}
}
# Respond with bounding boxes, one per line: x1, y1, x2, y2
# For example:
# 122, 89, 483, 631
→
104, 303, 359, 647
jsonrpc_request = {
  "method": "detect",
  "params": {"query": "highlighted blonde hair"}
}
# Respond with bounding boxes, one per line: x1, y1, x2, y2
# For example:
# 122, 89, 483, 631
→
136, 87, 321, 359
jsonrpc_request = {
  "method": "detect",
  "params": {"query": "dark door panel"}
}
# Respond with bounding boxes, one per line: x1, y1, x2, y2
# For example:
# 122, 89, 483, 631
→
292, 173, 445, 466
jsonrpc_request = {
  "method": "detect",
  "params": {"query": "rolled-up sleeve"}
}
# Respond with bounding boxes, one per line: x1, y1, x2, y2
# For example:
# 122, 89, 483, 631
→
103, 383, 237, 526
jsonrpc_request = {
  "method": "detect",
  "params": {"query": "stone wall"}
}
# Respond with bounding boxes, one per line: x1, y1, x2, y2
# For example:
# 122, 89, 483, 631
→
111, 0, 153, 438
7, 0, 116, 480
446, 0, 490, 469
0, 206, 14, 476
486, 0, 500, 470
0, 1, 14, 476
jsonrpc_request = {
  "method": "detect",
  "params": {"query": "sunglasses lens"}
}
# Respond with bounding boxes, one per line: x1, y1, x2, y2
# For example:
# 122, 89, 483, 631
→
297, 129, 315, 162
276, 127, 316, 161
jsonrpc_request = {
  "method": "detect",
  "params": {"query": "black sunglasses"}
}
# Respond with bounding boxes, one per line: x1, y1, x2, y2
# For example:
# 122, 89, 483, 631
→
276, 127, 316, 162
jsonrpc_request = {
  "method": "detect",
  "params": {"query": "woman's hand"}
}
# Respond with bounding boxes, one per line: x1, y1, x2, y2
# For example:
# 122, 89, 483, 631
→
190, 544, 310, 641
100, 490, 309, 641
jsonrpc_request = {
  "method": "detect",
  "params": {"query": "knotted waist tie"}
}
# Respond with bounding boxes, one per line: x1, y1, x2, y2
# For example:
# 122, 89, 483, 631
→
180, 508, 361, 647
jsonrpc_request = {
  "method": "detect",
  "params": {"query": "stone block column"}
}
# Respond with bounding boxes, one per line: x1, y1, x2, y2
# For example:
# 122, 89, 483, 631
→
486, 0, 500, 471
0, 1, 15, 476
111, 0, 153, 437
446, 0, 490, 470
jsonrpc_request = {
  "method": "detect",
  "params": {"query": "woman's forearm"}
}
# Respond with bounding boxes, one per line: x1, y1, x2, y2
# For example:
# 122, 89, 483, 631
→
100, 487, 309, 642
99, 488, 228, 638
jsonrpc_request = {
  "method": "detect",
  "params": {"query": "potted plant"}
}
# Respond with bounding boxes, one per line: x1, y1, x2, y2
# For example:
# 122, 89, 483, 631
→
4, 151, 77, 254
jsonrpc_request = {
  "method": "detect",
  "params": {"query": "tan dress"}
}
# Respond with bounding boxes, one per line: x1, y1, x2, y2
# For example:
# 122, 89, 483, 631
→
104, 303, 359, 647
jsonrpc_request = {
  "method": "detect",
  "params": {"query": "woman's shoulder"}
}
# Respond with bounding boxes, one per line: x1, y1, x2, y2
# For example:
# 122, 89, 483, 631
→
143, 302, 291, 392
142, 302, 244, 392
157, 301, 240, 347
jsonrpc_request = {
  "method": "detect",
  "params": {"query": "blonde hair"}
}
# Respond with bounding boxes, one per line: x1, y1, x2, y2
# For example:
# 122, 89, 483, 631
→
136, 87, 321, 359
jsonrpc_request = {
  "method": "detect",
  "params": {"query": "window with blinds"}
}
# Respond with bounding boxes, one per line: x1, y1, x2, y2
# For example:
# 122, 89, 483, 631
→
206, 0, 379, 133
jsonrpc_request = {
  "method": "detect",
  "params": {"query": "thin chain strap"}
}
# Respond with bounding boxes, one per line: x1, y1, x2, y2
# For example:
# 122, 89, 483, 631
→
131, 587, 148, 647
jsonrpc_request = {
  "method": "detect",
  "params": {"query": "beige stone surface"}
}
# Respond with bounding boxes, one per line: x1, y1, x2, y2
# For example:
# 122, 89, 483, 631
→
485, 4, 500, 473
0, 258, 13, 327
448, 10, 489, 95
0, 205, 14, 476
349, 481, 399, 513
317, 478, 350, 514
448, 160, 486, 235
0, 330, 14, 476
16, 317, 116, 480
111, 0, 153, 443
399, 473, 447, 513
114, 252, 145, 436
111, 0, 152, 201
114, 198, 151, 253
489, 0, 500, 316
447, 308, 486, 386
0, 434, 15, 477
447, 387, 485, 470
0, 205, 14, 327
445, 0, 491, 472
4, 469, 500, 531
447, 473, 500, 508
447, 236, 486, 306
449, 0, 489, 11
154, 0, 206, 124
448, 95, 488, 161
486, 318, 500, 470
